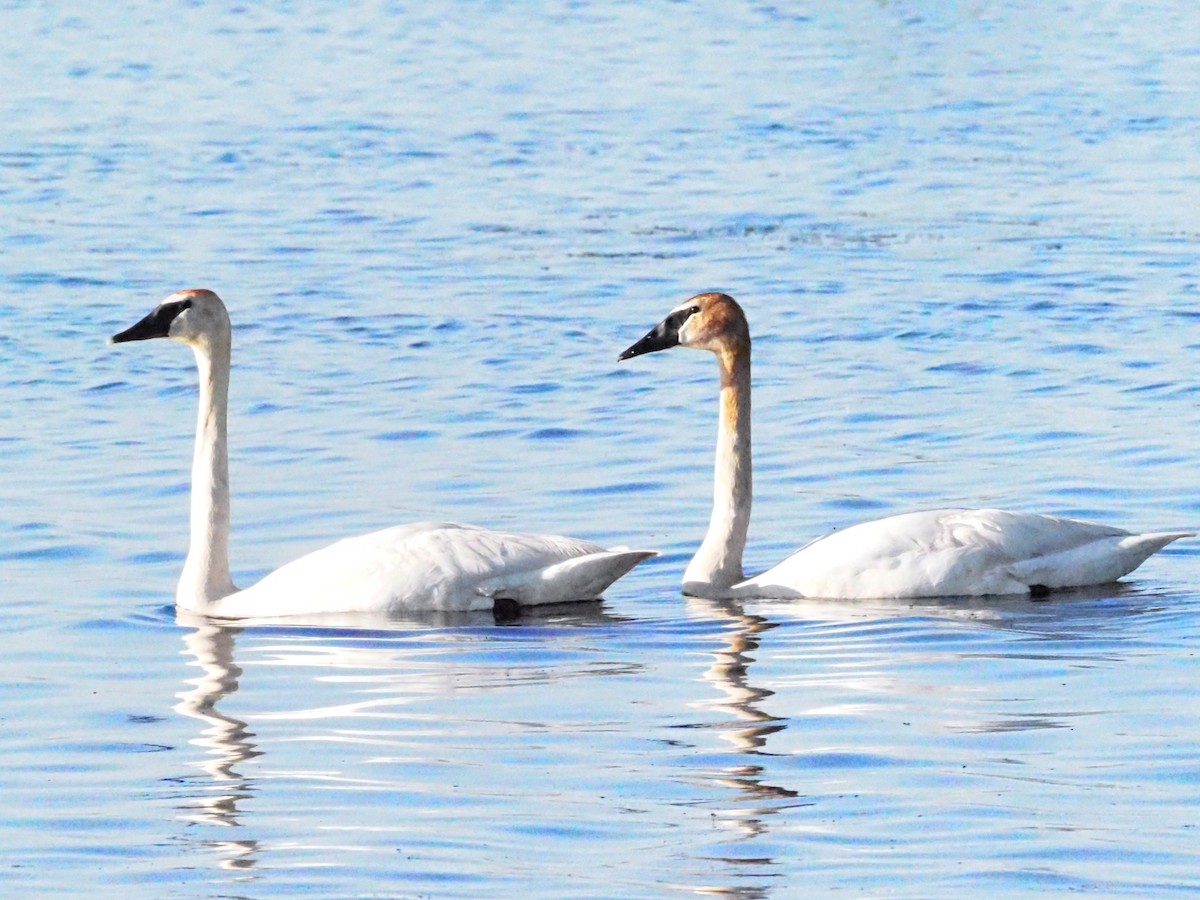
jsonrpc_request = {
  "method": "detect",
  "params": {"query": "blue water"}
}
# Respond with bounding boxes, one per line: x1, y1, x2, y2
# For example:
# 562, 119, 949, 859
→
3, 2, 1200, 896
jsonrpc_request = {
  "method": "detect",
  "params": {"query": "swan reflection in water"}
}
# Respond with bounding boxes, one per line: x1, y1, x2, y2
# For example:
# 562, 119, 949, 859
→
173, 616, 261, 870
679, 586, 1154, 898
169, 602, 627, 874
685, 596, 809, 900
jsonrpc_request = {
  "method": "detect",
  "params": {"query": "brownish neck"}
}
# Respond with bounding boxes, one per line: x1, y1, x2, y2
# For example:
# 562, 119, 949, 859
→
684, 340, 752, 595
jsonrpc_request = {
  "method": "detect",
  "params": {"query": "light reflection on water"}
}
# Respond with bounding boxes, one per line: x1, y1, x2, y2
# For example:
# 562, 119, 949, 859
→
3, 0, 1200, 896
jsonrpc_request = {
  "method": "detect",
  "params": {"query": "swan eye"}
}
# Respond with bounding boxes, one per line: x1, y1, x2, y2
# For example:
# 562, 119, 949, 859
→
155, 296, 194, 329
168, 297, 194, 317
663, 307, 694, 332
668, 305, 701, 329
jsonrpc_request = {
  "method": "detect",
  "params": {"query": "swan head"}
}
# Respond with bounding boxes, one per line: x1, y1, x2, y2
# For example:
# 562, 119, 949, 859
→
618, 292, 749, 361
110, 289, 230, 350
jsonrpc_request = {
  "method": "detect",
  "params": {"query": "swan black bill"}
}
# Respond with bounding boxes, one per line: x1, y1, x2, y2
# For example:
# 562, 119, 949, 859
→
110, 297, 193, 344
618, 310, 689, 361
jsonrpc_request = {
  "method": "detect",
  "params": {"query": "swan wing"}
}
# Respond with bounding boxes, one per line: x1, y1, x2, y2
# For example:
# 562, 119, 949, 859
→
736, 508, 1190, 600
211, 522, 655, 616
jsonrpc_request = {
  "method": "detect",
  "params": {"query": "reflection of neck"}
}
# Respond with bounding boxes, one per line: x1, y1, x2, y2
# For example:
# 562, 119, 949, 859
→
685, 342, 752, 596
174, 623, 261, 835
178, 339, 237, 610
692, 597, 798, 844
701, 600, 783, 751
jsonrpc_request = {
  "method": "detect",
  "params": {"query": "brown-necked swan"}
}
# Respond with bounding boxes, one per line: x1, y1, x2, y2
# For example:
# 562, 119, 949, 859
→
619, 292, 1188, 600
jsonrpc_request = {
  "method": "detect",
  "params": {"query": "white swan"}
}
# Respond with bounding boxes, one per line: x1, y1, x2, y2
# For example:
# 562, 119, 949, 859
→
619, 292, 1190, 600
112, 289, 654, 617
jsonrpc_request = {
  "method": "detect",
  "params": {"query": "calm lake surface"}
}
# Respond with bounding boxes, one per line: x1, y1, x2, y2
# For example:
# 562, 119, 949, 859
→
3, 2, 1200, 896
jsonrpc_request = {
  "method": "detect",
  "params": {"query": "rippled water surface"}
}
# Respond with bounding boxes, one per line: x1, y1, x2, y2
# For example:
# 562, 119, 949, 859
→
4, 2, 1200, 896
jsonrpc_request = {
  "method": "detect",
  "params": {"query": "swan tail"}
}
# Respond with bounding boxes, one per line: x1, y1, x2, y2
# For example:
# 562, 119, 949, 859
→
1008, 531, 1193, 590
484, 549, 657, 606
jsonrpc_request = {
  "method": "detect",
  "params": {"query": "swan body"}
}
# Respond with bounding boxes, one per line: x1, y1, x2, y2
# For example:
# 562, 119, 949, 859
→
211, 522, 646, 618
619, 292, 1190, 600
112, 289, 653, 617
737, 508, 1187, 600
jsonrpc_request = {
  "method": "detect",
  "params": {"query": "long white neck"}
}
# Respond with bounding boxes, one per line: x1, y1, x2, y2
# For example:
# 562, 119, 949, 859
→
684, 343, 752, 597
176, 338, 238, 610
